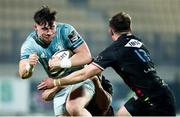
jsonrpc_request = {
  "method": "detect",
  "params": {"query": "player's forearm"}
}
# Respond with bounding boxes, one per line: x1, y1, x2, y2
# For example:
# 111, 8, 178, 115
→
59, 69, 88, 86
54, 65, 98, 87
53, 68, 93, 87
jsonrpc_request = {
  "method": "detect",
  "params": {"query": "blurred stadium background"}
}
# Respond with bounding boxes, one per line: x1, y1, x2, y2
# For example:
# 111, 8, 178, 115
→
0, 0, 180, 116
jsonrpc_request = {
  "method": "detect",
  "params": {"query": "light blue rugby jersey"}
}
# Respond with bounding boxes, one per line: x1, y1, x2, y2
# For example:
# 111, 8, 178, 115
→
20, 23, 84, 78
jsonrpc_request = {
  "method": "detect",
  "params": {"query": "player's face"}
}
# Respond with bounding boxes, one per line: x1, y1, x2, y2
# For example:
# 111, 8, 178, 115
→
35, 22, 56, 44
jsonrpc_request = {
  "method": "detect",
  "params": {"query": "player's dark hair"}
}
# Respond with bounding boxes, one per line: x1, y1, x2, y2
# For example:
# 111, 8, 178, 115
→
34, 6, 56, 27
109, 12, 131, 33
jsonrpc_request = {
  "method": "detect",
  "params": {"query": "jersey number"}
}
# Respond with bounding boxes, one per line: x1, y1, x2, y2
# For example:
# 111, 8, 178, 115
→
134, 49, 151, 62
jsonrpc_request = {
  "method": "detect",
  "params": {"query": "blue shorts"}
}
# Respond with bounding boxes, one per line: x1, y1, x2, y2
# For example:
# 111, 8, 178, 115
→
53, 79, 95, 116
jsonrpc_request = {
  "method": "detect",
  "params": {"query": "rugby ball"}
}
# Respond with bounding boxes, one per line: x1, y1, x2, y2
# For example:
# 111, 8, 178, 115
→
52, 49, 73, 60
50, 50, 73, 77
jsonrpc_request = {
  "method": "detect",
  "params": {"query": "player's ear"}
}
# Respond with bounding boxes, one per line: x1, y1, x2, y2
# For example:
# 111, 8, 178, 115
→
109, 27, 114, 36
110, 29, 114, 36
34, 24, 37, 30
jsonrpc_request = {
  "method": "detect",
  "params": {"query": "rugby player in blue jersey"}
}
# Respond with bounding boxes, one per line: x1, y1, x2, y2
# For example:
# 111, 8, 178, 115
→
18, 6, 111, 116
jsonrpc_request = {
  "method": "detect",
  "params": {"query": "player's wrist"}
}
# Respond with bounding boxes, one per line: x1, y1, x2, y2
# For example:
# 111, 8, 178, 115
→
59, 59, 72, 68
53, 79, 61, 86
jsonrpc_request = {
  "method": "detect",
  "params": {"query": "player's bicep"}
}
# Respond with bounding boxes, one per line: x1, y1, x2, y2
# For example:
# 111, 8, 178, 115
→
71, 42, 92, 62
73, 42, 91, 56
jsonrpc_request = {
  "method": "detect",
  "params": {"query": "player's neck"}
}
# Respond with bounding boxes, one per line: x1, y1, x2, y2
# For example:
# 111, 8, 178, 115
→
113, 31, 131, 41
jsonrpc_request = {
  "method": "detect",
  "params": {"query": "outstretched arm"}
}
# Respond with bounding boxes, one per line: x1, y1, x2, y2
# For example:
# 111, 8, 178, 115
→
37, 64, 102, 90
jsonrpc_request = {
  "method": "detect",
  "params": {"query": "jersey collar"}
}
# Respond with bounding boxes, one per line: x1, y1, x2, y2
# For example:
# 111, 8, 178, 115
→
33, 32, 50, 48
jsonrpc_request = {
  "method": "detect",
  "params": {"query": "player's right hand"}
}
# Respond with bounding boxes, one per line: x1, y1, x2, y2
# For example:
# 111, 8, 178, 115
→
28, 53, 39, 66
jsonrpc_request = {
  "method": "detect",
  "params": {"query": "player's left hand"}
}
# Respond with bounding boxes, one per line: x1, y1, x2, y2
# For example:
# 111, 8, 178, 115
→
37, 78, 54, 90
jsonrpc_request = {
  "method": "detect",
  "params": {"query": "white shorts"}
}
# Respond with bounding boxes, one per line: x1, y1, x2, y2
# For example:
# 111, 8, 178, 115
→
53, 79, 95, 116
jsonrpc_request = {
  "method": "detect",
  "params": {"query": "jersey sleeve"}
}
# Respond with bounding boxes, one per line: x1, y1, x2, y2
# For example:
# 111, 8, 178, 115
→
20, 39, 36, 60
63, 24, 84, 50
92, 46, 116, 70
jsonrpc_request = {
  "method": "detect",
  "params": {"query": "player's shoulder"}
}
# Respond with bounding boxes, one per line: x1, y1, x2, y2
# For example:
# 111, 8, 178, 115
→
56, 22, 73, 34
21, 31, 36, 53
122, 34, 143, 48
56, 22, 77, 39
22, 31, 36, 46
125, 39, 143, 49
26, 31, 36, 40
56, 22, 74, 30
113, 34, 143, 49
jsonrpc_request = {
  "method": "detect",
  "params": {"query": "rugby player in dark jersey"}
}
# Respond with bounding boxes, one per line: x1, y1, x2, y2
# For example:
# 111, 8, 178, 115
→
38, 12, 176, 116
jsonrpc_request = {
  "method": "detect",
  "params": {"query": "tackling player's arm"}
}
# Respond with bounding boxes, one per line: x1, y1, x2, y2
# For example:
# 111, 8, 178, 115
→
37, 64, 102, 90
60, 64, 100, 85
19, 53, 38, 79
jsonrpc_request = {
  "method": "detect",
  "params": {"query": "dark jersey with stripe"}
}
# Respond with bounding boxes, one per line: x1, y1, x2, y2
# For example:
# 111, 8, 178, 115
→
93, 33, 166, 98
